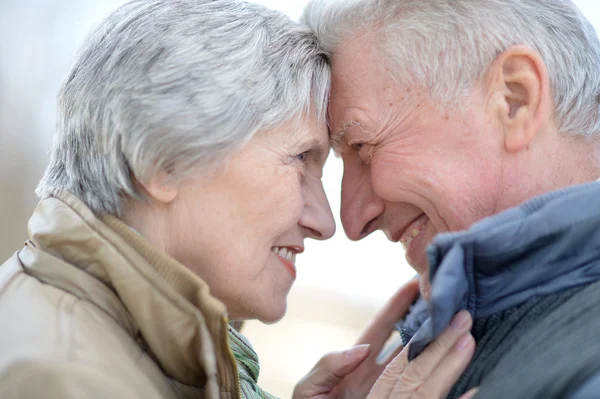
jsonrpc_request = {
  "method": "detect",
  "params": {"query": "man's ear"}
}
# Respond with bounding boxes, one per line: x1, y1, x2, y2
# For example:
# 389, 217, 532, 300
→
140, 174, 179, 204
486, 45, 551, 153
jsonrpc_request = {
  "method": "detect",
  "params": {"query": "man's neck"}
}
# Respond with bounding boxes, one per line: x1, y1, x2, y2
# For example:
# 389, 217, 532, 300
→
498, 134, 600, 213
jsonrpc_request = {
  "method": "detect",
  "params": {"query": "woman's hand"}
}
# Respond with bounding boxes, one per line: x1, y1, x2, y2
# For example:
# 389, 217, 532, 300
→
293, 279, 476, 399
292, 343, 373, 399
367, 310, 475, 399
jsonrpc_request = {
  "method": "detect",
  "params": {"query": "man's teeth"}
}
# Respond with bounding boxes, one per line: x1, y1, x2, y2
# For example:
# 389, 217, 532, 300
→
401, 228, 422, 251
272, 247, 296, 263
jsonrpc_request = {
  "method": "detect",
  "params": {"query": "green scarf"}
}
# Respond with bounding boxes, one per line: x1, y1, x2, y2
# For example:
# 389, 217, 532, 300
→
228, 326, 279, 399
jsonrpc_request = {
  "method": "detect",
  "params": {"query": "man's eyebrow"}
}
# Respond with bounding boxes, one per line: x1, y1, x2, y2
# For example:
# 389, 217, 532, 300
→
330, 120, 361, 152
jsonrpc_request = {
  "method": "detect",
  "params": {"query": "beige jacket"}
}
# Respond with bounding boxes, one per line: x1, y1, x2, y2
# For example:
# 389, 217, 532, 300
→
0, 191, 241, 398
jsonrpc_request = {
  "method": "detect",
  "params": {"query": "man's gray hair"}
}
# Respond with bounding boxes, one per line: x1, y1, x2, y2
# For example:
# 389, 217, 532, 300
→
303, 0, 600, 137
37, 0, 330, 215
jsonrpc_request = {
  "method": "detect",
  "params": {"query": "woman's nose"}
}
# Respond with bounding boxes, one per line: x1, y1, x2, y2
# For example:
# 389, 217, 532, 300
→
299, 177, 336, 240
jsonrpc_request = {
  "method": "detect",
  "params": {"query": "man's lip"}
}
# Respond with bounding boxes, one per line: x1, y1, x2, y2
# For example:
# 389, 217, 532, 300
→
276, 254, 297, 279
403, 216, 429, 266
391, 213, 428, 243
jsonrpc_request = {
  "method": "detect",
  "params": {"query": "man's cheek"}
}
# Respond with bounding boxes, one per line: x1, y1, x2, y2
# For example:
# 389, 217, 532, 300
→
371, 160, 405, 200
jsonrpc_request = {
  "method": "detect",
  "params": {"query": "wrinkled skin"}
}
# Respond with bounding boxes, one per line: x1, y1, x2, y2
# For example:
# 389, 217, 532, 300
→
126, 114, 335, 323
302, 31, 600, 399
293, 280, 476, 399
328, 36, 598, 299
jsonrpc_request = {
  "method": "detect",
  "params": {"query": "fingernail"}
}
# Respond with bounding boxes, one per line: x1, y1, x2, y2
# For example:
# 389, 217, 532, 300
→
462, 388, 479, 399
346, 344, 371, 359
375, 336, 404, 365
454, 333, 473, 351
451, 310, 471, 330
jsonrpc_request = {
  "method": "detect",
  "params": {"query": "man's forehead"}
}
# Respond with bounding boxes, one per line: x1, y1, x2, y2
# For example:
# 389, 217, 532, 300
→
327, 70, 378, 143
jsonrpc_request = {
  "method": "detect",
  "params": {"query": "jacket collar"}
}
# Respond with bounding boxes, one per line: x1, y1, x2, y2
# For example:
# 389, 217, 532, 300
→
400, 181, 600, 360
18, 191, 240, 397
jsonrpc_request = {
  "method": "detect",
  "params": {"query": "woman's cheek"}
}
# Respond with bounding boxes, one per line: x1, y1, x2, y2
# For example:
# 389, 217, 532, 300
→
273, 168, 304, 219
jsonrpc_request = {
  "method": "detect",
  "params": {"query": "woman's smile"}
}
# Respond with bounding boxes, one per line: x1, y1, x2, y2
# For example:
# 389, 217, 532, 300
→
273, 248, 297, 278
271, 246, 303, 279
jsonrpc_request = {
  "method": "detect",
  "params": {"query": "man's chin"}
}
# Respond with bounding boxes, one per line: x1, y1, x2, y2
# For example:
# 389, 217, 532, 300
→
419, 272, 432, 301
405, 254, 431, 300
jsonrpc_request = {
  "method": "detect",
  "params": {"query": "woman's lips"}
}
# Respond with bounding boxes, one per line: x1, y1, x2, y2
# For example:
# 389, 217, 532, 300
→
275, 254, 297, 279
272, 246, 299, 279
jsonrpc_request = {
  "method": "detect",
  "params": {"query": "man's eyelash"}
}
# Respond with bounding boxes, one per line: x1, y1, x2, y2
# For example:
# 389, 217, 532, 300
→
351, 143, 365, 151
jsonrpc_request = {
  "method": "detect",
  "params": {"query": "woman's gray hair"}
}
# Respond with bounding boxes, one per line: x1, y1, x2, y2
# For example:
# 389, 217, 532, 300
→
303, 0, 600, 137
37, 0, 331, 215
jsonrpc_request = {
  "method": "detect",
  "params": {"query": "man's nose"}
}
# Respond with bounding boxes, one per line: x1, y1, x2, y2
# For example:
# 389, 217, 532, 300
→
299, 176, 336, 240
340, 164, 385, 241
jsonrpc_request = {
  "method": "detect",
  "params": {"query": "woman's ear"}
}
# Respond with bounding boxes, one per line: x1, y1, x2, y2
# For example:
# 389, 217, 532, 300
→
485, 45, 552, 153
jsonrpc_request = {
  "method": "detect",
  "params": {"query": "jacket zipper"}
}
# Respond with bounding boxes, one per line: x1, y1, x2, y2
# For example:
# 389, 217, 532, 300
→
221, 316, 243, 399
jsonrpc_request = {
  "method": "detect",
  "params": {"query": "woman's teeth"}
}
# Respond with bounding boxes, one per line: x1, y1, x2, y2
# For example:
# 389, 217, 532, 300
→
272, 247, 296, 263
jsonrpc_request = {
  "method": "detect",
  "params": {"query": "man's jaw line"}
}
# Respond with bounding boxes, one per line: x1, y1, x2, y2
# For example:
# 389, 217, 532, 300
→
390, 213, 431, 275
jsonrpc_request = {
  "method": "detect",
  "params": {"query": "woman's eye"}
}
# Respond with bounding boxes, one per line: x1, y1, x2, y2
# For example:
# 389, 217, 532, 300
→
295, 151, 309, 163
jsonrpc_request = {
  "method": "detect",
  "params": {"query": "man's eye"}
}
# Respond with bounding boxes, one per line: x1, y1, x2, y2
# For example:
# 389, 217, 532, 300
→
351, 143, 364, 151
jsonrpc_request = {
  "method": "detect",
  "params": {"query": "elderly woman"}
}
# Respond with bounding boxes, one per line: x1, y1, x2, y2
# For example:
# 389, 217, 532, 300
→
0, 1, 475, 398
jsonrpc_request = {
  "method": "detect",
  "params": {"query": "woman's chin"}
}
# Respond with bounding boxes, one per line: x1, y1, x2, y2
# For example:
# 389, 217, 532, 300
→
228, 296, 288, 324
257, 302, 288, 325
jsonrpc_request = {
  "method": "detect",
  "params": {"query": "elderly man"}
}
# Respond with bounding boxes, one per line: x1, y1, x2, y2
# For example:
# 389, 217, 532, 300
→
304, 0, 600, 398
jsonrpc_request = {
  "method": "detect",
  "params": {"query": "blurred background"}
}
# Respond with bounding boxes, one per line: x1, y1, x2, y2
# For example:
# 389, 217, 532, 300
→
1, 0, 599, 397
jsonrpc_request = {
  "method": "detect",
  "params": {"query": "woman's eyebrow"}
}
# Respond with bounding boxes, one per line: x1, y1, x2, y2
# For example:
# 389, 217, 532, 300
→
295, 136, 329, 158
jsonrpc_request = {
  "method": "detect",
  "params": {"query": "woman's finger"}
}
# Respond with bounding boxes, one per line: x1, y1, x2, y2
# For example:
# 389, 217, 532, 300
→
458, 388, 479, 399
402, 333, 474, 398
356, 279, 420, 351
367, 329, 474, 399
368, 310, 473, 398
293, 345, 371, 398
402, 310, 473, 380
367, 345, 411, 398
328, 280, 420, 399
